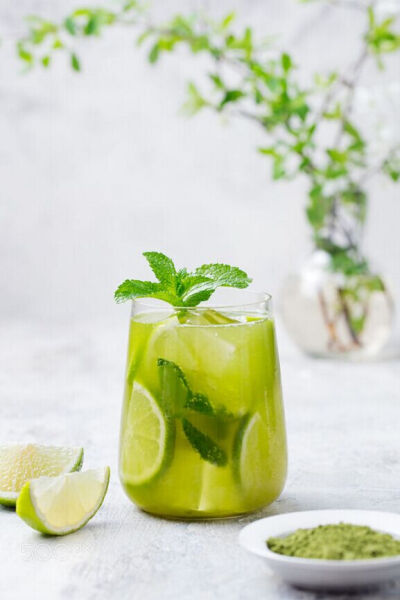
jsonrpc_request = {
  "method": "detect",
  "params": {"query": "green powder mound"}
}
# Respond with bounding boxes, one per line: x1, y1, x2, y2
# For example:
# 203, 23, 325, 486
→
267, 523, 400, 560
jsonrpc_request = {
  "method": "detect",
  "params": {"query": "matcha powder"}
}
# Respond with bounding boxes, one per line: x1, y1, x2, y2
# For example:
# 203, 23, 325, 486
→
267, 523, 400, 560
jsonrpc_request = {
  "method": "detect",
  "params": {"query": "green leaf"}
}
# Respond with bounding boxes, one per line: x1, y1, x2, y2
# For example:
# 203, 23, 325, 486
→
157, 358, 191, 417
156, 360, 227, 465
366, 8, 400, 57
281, 52, 292, 72
157, 357, 232, 455
41, 55, 51, 67
123, 1, 140, 12
180, 286, 216, 307
209, 73, 224, 89
344, 121, 364, 144
328, 249, 369, 277
142, 251, 177, 286
114, 279, 177, 304
185, 393, 214, 416
314, 71, 337, 88
258, 147, 279, 157
194, 263, 251, 289
383, 154, 400, 181
64, 17, 76, 35
136, 30, 151, 46
148, 43, 160, 63
182, 82, 207, 116
306, 187, 332, 230
327, 149, 348, 164
177, 265, 249, 306
219, 89, 245, 109
115, 253, 251, 307
324, 164, 348, 179
157, 358, 217, 417
84, 16, 100, 36
179, 264, 251, 306
350, 315, 366, 336
364, 276, 385, 292
17, 42, 33, 65
73, 8, 92, 17
323, 103, 342, 120
272, 154, 286, 180
220, 12, 236, 30
182, 419, 227, 466
70, 53, 81, 71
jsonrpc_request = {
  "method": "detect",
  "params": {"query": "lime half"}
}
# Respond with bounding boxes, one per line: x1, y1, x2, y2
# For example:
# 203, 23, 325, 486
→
120, 382, 174, 487
233, 414, 270, 493
16, 467, 110, 536
0, 443, 84, 507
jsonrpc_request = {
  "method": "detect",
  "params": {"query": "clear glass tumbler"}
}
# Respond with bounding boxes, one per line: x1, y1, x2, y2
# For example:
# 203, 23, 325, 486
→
119, 290, 287, 518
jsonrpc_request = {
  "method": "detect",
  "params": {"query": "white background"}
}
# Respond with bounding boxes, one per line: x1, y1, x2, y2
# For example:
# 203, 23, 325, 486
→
0, 0, 399, 332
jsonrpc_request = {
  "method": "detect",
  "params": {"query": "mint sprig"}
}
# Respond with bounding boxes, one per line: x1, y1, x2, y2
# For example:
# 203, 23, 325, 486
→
157, 358, 214, 417
182, 419, 227, 467
157, 358, 228, 466
114, 251, 252, 307
157, 357, 191, 417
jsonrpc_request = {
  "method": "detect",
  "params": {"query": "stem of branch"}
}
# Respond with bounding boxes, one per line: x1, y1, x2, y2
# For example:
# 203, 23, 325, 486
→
337, 287, 362, 347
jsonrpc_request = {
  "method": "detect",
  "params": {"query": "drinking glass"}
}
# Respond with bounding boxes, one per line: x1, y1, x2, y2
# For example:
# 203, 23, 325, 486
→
119, 290, 287, 518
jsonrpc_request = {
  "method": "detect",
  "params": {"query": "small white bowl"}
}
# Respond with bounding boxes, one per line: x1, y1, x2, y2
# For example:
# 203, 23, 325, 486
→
239, 509, 400, 591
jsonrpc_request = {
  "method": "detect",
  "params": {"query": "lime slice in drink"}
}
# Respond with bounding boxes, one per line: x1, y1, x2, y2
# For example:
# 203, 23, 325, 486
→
16, 467, 110, 536
233, 414, 270, 494
138, 315, 197, 387
120, 382, 174, 487
0, 443, 84, 507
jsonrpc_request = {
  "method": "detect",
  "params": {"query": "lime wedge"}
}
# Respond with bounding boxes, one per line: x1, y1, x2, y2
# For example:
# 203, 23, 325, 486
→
120, 382, 174, 487
233, 414, 270, 493
16, 467, 110, 536
0, 443, 84, 507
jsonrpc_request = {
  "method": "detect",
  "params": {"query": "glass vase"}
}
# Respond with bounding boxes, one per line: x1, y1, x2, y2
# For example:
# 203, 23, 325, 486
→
280, 251, 394, 359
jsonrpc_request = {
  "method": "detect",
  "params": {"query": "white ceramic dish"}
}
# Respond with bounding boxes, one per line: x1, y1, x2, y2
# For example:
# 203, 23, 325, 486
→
239, 509, 400, 591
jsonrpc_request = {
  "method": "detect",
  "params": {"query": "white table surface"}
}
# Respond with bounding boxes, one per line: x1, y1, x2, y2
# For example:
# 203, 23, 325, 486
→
1, 319, 400, 600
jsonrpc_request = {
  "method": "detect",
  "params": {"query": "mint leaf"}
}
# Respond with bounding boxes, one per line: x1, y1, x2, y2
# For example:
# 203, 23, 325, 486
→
114, 252, 252, 307
182, 419, 227, 466
157, 359, 230, 466
157, 357, 190, 387
175, 272, 215, 306
157, 358, 190, 416
181, 286, 216, 307
143, 251, 177, 286
185, 393, 214, 415
114, 280, 177, 304
157, 359, 214, 416
194, 264, 251, 289
181, 264, 251, 306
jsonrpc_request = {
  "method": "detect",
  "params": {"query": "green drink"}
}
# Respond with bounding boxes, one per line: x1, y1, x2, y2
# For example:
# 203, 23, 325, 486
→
119, 298, 287, 518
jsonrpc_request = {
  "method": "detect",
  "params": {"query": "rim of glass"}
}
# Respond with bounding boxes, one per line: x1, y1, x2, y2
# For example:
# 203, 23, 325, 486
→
132, 290, 272, 311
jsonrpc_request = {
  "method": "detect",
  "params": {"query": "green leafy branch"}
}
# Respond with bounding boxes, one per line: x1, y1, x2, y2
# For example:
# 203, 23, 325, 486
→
17, 2, 400, 272
17, 1, 145, 71
16, 0, 400, 345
